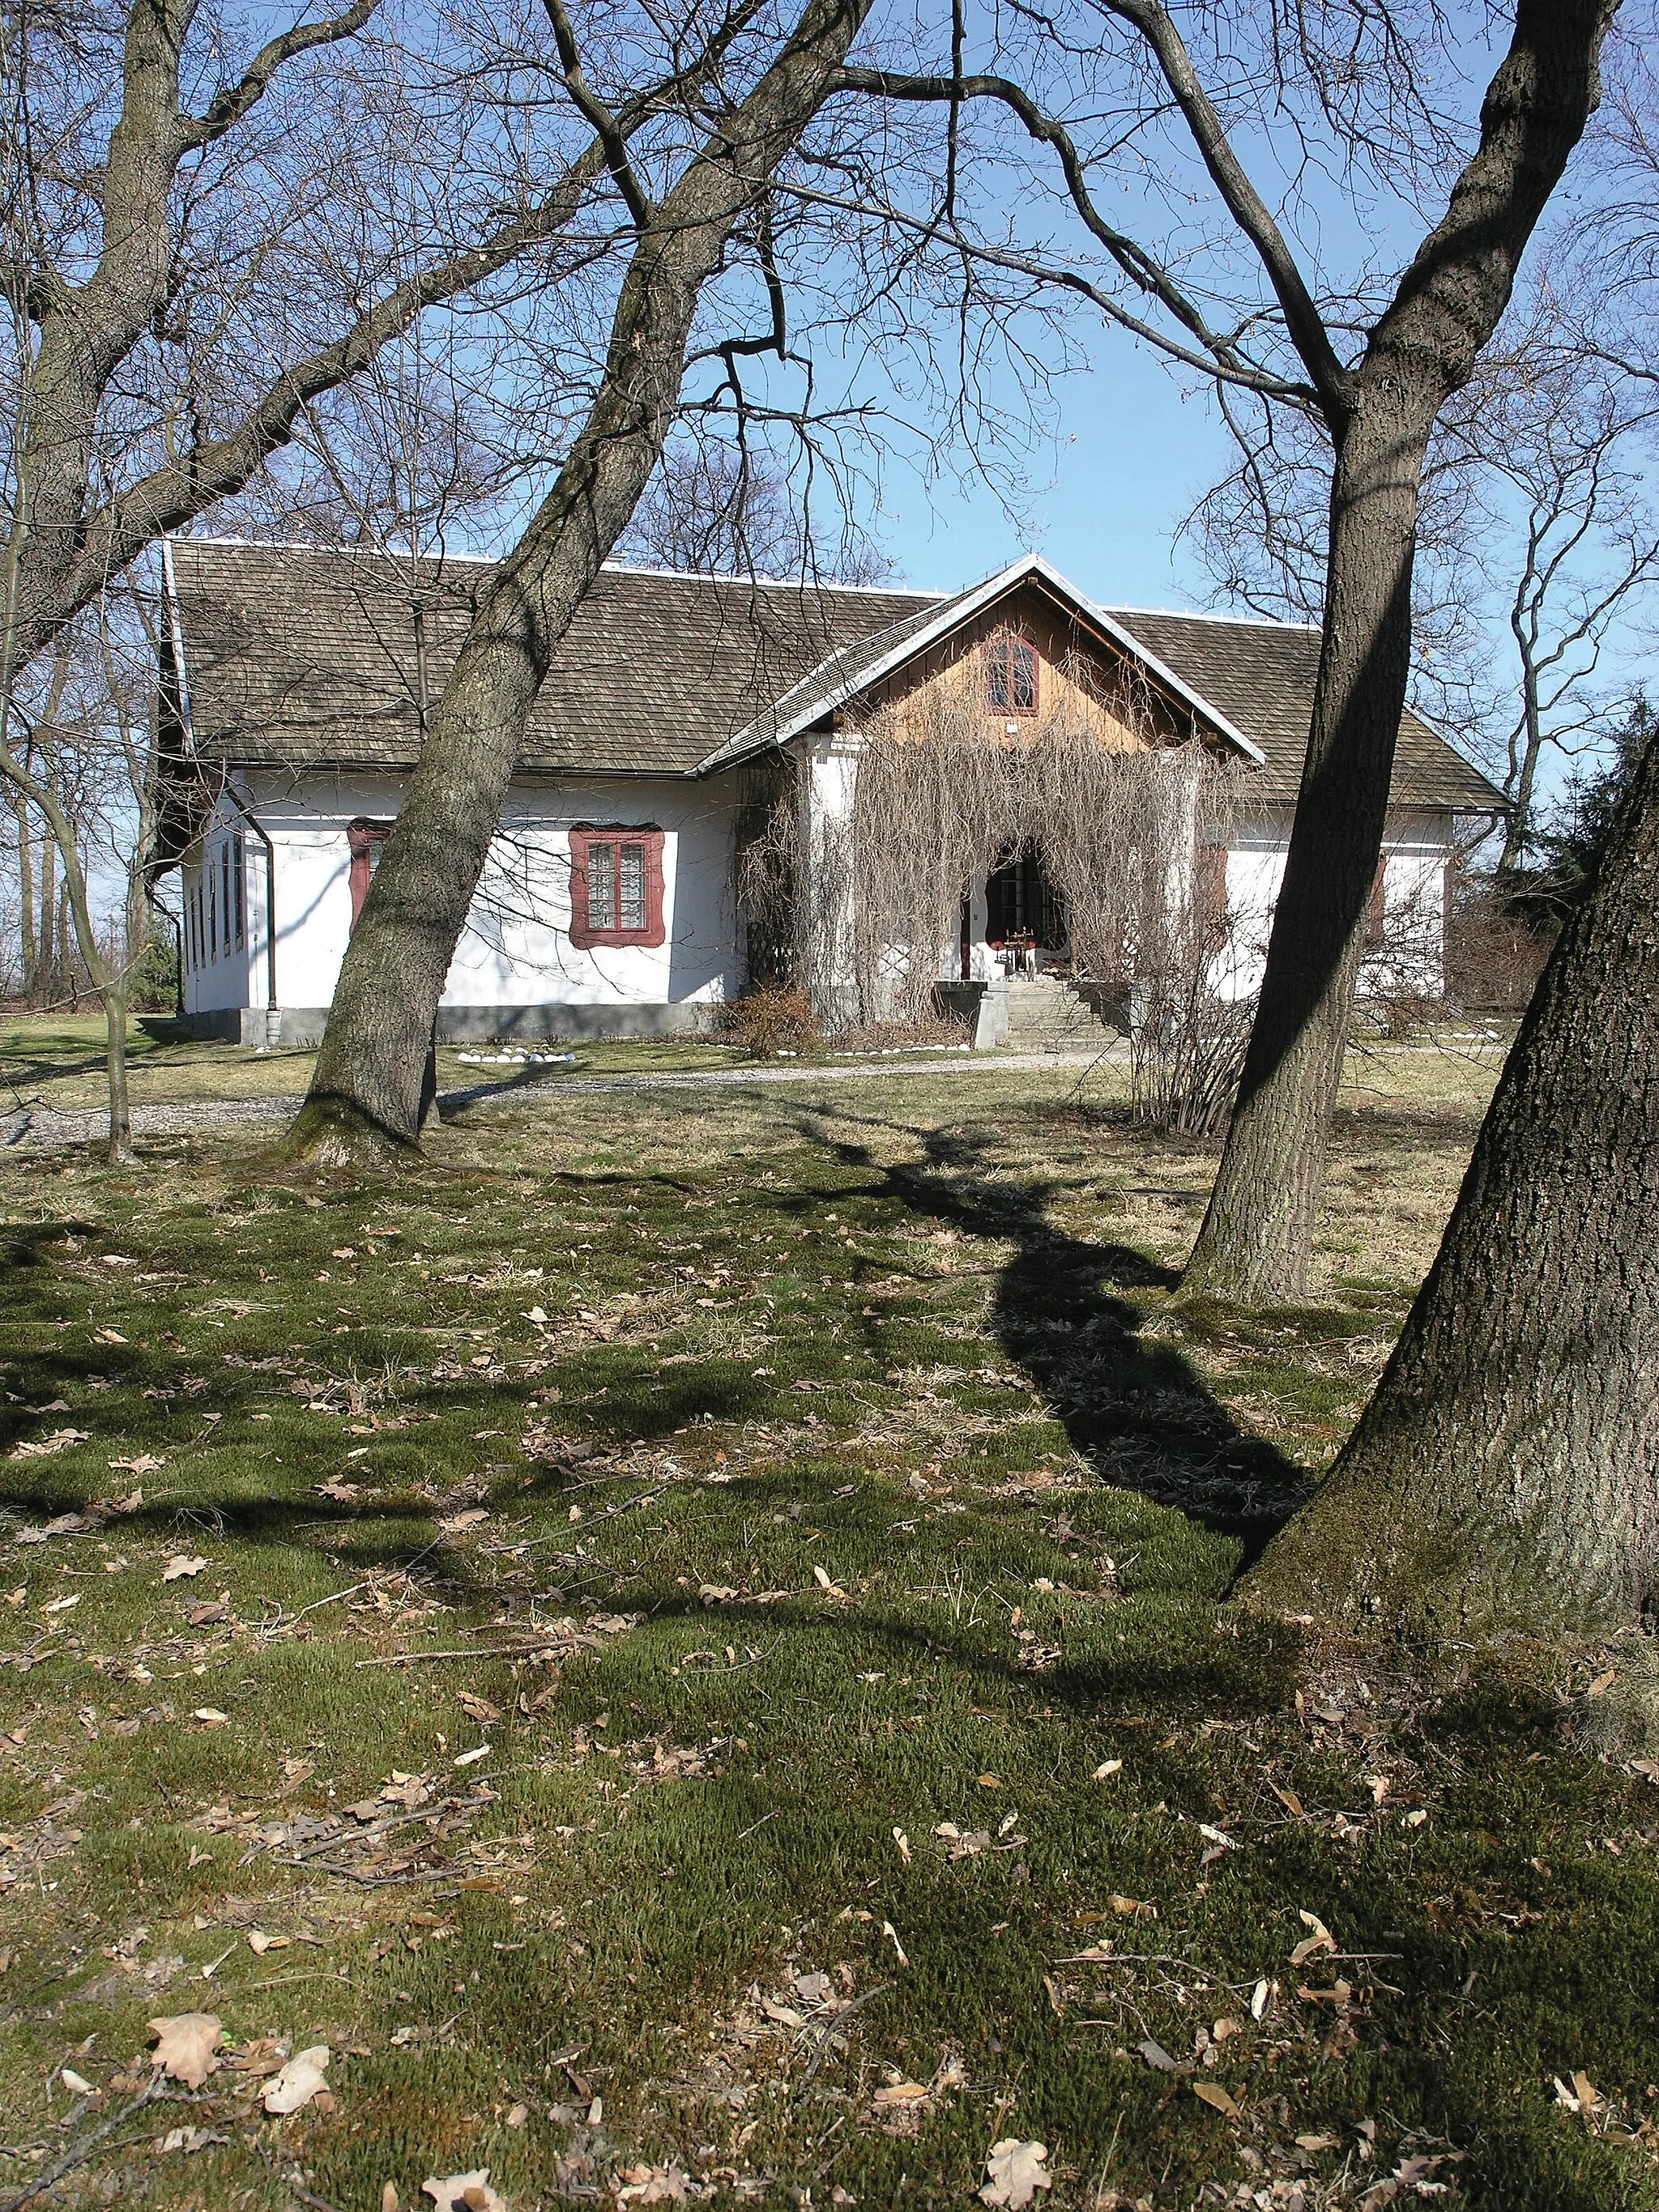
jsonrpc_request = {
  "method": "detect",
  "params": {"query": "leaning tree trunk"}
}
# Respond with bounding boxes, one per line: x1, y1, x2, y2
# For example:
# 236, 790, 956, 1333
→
1179, 0, 1616, 1304
286, 0, 872, 1165
1243, 718, 1659, 1641
1182, 400, 1424, 1303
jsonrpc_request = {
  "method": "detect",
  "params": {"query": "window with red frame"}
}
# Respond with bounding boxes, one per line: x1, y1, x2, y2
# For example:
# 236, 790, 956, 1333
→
986, 633, 1038, 716
348, 819, 392, 930
569, 825, 666, 948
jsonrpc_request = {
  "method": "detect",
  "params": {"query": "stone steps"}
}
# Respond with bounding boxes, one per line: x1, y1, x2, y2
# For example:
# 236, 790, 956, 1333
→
1001, 977, 1120, 1051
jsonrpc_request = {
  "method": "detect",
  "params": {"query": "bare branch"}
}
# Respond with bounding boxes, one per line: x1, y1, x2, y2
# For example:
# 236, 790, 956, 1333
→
540, 0, 655, 227
1089, 0, 1352, 414
781, 177, 1316, 401
831, 63, 1307, 392
181, 0, 387, 149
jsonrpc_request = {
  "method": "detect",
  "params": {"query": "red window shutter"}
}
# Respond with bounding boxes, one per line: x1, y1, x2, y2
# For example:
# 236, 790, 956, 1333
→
348, 818, 392, 931
568, 825, 666, 948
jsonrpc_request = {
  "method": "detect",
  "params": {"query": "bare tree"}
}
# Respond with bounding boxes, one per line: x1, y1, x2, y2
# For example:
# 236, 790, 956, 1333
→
1187, 305, 1659, 874
0, 603, 158, 1157
0, 0, 708, 679
288, 0, 885, 1161
835, 0, 1619, 1300
1486, 372, 1659, 868
2, 0, 838, 1152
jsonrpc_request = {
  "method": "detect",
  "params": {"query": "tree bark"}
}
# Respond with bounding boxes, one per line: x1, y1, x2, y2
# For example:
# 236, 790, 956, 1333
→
287, 0, 873, 1162
11, 788, 35, 991
1176, 0, 1617, 1303
1499, 661, 1545, 873
1242, 715, 1659, 1640
103, 985, 134, 1166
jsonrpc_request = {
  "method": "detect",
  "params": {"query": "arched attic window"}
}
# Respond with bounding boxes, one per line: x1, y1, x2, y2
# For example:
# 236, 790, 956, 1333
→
985, 633, 1038, 717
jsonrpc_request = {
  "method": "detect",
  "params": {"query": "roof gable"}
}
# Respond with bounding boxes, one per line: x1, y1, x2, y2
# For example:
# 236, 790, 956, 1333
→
697, 552, 1266, 771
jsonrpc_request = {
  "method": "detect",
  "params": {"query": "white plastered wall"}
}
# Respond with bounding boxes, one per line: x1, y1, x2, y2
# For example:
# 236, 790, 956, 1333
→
179, 793, 258, 1016
211, 769, 743, 1025
802, 736, 1462, 1008
1213, 806, 1455, 1000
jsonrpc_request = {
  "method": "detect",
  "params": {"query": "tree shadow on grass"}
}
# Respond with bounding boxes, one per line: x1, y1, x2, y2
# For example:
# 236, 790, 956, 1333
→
789, 1099, 1308, 1545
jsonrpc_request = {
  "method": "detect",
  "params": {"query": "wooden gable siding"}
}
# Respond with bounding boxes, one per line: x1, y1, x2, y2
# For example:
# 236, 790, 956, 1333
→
853, 587, 1191, 751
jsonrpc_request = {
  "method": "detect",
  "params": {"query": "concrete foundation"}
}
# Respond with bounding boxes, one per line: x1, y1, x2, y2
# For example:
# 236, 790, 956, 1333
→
204, 1002, 726, 1048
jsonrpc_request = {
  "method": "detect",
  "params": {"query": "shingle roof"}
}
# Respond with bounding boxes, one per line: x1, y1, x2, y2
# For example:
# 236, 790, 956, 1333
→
165, 538, 938, 778
1103, 607, 1503, 812
165, 537, 1503, 813
701, 594, 956, 767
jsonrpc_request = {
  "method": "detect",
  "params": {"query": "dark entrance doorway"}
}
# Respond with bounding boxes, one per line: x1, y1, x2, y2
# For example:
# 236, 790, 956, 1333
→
986, 845, 1067, 953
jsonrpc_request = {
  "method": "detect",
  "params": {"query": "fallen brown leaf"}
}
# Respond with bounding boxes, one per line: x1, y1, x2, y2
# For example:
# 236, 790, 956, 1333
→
148, 2013, 223, 2089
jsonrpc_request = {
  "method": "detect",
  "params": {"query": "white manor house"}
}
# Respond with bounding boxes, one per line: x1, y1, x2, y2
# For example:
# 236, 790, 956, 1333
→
154, 539, 1502, 1047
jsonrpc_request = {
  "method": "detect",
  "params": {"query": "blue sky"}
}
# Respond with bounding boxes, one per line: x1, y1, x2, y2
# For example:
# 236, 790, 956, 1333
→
872, 339, 1236, 609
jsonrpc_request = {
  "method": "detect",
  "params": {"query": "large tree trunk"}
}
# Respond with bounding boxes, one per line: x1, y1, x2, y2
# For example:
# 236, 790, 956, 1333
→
1243, 718, 1659, 1640
1179, 0, 1617, 1303
287, 0, 872, 1164
1182, 401, 1424, 1303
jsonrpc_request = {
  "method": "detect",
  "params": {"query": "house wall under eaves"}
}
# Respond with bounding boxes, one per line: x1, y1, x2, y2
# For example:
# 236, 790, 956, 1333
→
178, 769, 746, 1044
1215, 804, 1456, 1002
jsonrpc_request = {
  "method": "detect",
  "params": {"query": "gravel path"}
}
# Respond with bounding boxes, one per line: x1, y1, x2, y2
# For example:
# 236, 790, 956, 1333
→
2, 1047, 1119, 1152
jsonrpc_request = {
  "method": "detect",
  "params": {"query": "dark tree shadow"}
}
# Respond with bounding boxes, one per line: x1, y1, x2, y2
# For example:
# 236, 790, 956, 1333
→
789, 1101, 1307, 1543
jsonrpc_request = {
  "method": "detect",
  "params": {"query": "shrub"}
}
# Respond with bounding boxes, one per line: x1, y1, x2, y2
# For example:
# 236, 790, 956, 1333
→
1445, 873, 1551, 1012
718, 983, 823, 1056
126, 930, 181, 1013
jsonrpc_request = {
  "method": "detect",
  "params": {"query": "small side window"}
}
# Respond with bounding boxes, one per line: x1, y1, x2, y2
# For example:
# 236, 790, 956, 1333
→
568, 825, 666, 949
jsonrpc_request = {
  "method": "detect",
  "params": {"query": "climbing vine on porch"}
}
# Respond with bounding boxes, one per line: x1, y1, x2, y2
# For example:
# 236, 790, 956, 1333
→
736, 673, 1259, 1131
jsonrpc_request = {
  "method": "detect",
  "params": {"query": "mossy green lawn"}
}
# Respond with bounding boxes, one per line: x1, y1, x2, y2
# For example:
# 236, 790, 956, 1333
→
0, 1050, 1653, 2211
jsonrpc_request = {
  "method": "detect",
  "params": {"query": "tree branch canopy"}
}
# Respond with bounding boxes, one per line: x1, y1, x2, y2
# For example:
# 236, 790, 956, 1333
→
1090, 0, 1354, 415
181, 0, 387, 148
19, 139, 617, 666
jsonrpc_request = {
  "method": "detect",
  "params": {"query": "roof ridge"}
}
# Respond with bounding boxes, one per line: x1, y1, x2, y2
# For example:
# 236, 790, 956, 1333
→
597, 557, 940, 596
168, 533, 941, 599
1107, 602, 1323, 632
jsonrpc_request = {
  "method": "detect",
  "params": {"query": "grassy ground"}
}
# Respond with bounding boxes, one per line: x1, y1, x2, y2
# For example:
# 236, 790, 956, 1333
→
1, 1044, 1653, 2212
0, 1016, 747, 1113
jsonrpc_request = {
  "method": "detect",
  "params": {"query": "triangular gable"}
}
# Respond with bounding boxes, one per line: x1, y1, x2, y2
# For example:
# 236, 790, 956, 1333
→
694, 552, 1267, 774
